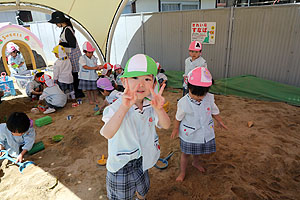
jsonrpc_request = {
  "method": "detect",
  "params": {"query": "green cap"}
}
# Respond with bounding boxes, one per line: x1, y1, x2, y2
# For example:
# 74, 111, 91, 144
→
121, 54, 157, 78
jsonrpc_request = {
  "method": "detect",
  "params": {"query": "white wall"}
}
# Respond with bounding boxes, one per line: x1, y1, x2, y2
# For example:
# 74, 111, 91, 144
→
0, 11, 17, 24
136, 0, 159, 13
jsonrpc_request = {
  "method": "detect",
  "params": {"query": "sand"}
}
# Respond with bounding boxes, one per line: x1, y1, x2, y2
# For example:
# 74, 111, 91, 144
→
0, 88, 300, 200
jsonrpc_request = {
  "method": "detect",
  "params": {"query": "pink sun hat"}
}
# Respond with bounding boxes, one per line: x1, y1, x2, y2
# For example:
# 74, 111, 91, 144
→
189, 40, 202, 51
97, 77, 114, 90
82, 41, 95, 52
188, 66, 212, 87
114, 64, 122, 70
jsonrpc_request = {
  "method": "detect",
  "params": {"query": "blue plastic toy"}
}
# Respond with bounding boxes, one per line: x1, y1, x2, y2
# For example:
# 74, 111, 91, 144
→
94, 104, 99, 112
154, 151, 174, 170
0, 150, 35, 173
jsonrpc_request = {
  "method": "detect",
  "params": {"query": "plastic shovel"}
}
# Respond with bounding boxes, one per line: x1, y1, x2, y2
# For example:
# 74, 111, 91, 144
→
0, 150, 35, 173
154, 151, 174, 170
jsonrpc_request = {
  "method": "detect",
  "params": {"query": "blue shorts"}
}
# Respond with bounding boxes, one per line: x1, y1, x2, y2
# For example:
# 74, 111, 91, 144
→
106, 157, 150, 200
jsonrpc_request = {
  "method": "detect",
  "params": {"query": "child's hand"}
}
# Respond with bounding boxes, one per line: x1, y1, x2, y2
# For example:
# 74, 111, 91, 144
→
97, 65, 104, 70
171, 129, 179, 139
122, 78, 139, 108
16, 154, 23, 163
149, 83, 166, 110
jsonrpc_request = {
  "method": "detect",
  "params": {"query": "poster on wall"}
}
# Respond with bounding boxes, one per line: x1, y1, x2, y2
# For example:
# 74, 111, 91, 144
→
191, 22, 216, 44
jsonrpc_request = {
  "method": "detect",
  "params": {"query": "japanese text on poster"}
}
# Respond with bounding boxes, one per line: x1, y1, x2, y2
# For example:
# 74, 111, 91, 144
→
191, 22, 216, 44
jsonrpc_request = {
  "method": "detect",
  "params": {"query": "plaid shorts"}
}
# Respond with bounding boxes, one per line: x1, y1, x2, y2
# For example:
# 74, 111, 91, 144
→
67, 44, 81, 73
57, 81, 74, 93
180, 138, 216, 155
106, 157, 150, 200
78, 79, 97, 90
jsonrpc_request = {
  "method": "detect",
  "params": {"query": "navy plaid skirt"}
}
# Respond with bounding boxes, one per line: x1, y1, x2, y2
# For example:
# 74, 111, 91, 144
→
106, 157, 150, 200
78, 79, 97, 90
67, 43, 81, 73
57, 81, 74, 93
180, 138, 216, 155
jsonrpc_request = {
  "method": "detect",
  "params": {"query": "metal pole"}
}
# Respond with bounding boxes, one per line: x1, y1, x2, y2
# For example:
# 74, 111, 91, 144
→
225, 6, 234, 78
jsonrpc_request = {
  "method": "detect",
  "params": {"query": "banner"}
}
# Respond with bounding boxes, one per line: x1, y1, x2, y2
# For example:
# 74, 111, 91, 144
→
191, 22, 216, 44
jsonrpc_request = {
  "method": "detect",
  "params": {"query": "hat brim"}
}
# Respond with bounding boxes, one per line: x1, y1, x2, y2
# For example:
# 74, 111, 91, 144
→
48, 18, 67, 24
120, 71, 155, 78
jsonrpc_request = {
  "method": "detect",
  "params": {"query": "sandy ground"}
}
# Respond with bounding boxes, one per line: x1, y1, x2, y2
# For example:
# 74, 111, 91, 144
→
0, 87, 300, 200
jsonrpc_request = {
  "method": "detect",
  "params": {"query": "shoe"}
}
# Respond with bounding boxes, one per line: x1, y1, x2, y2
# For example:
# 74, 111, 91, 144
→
43, 108, 56, 114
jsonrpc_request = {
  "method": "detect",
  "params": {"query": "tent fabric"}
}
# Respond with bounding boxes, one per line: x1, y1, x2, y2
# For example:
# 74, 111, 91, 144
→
165, 70, 184, 89
0, 0, 127, 62
210, 75, 300, 106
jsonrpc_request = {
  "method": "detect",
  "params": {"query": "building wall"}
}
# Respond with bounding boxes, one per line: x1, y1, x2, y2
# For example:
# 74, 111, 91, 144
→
0, 11, 17, 24
111, 5, 300, 87
136, 0, 159, 12
201, 0, 216, 9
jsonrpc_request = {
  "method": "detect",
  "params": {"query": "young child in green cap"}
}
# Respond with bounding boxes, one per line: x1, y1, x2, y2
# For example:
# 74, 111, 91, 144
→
100, 54, 171, 200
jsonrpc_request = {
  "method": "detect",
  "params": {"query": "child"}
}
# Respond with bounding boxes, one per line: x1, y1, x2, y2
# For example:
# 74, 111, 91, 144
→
113, 64, 124, 91
6, 42, 27, 75
171, 67, 227, 182
78, 41, 102, 104
183, 40, 207, 96
96, 77, 122, 111
52, 45, 76, 102
26, 72, 44, 100
0, 112, 36, 163
156, 62, 168, 88
102, 63, 116, 88
39, 75, 67, 114
100, 54, 171, 200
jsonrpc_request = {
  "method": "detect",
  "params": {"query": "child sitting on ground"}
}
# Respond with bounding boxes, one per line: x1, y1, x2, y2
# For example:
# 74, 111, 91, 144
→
52, 45, 76, 102
0, 112, 36, 163
26, 72, 44, 101
113, 64, 124, 91
100, 54, 171, 200
183, 40, 207, 96
78, 41, 103, 104
156, 62, 168, 88
97, 77, 122, 112
171, 66, 227, 182
39, 74, 67, 114
102, 63, 116, 88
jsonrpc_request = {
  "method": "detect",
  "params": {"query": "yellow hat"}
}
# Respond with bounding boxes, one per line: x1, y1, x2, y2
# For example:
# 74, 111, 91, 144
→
52, 45, 67, 59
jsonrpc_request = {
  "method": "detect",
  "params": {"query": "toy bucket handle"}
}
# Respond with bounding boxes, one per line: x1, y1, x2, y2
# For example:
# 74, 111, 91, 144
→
1, 72, 6, 77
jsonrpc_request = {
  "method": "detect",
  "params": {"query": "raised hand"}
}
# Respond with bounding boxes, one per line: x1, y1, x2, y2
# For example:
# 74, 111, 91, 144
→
122, 78, 139, 108
149, 83, 166, 110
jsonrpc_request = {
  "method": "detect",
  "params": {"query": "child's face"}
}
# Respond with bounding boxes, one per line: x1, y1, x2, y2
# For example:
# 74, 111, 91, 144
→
11, 131, 25, 136
116, 68, 122, 75
85, 51, 94, 58
124, 75, 154, 100
10, 51, 17, 58
34, 76, 40, 82
100, 90, 110, 97
54, 53, 59, 58
189, 50, 201, 60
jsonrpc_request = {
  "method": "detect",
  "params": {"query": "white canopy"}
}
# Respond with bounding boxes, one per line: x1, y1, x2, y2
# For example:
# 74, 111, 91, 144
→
0, 0, 128, 63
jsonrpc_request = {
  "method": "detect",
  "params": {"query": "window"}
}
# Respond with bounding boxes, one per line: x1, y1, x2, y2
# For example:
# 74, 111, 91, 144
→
161, 1, 199, 12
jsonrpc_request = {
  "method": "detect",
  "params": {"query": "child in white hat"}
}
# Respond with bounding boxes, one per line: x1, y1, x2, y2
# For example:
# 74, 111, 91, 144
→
183, 40, 207, 96
38, 75, 67, 114
113, 64, 124, 91
171, 66, 227, 182
100, 54, 171, 200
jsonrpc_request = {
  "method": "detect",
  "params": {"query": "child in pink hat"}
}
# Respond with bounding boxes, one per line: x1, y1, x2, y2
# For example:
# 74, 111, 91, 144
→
171, 66, 227, 182
113, 64, 124, 91
183, 40, 207, 96
78, 41, 103, 104
96, 77, 122, 112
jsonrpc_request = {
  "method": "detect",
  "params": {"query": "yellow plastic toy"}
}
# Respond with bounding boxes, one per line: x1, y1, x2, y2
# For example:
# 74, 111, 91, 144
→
163, 101, 170, 113
97, 155, 107, 166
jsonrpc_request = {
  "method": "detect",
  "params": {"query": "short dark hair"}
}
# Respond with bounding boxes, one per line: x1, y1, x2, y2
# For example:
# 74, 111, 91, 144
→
35, 72, 44, 78
6, 112, 30, 133
188, 83, 210, 97
98, 88, 113, 93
